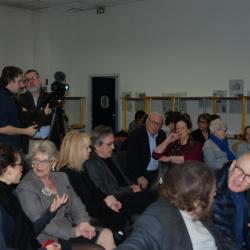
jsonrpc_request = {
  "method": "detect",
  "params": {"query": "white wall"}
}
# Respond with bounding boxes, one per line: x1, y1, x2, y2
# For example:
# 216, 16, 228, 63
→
64, 0, 250, 97
0, 6, 33, 69
1, 0, 250, 132
68, 0, 250, 130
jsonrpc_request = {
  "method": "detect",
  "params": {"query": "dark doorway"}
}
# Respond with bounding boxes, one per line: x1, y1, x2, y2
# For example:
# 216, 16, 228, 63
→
91, 76, 117, 131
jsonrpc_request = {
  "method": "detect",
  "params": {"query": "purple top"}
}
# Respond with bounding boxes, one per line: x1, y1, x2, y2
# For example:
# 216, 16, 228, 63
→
153, 140, 203, 162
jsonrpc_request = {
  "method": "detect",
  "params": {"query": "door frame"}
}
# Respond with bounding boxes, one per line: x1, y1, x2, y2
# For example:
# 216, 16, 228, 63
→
89, 74, 120, 132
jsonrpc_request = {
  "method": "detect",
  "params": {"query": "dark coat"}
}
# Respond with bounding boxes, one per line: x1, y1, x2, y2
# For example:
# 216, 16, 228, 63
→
214, 161, 250, 249
0, 181, 55, 250
85, 153, 133, 199
117, 197, 239, 250
0, 84, 22, 150
60, 166, 128, 232
18, 89, 53, 128
127, 126, 166, 181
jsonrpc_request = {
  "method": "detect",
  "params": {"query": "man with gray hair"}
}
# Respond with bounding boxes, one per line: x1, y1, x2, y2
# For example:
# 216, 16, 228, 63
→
214, 153, 250, 249
127, 112, 166, 189
85, 125, 157, 214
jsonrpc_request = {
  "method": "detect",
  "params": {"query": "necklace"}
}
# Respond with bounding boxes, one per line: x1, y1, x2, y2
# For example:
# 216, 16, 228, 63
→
41, 187, 53, 197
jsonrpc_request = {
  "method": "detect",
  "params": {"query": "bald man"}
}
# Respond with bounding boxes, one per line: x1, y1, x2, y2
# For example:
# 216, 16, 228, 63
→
214, 153, 250, 249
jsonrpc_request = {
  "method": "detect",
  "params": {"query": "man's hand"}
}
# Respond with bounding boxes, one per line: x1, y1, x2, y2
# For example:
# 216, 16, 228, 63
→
137, 176, 149, 189
25, 124, 38, 136
44, 103, 52, 115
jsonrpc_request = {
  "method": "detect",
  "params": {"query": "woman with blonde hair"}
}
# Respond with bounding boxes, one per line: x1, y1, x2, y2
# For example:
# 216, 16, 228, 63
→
16, 140, 115, 250
58, 130, 128, 244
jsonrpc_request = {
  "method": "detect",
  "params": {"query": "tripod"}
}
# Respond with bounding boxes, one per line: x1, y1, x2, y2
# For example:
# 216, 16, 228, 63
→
48, 100, 67, 149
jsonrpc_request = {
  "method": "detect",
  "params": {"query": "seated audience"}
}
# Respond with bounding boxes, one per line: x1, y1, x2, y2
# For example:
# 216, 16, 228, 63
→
203, 119, 235, 170
57, 130, 129, 241
191, 113, 211, 145
117, 161, 238, 250
127, 112, 166, 189
16, 140, 115, 250
128, 110, 146, 135
236, 126, 250, 158
0, 143, 66, 250
85, 125, 157, 214
214, 153, 250, 249
153, 115, 203, 164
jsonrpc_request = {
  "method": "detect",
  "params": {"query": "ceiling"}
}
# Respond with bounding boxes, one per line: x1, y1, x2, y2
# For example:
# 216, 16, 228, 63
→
0, 0, 144, 12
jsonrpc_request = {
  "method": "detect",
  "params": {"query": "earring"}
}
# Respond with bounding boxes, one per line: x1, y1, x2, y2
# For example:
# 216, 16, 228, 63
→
52, 163, 56, 172
31, 164, 34, 168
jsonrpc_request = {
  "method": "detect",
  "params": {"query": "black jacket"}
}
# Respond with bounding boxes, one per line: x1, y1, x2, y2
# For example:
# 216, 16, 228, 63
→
214, 161, 250, 249
127, 126, 166, 181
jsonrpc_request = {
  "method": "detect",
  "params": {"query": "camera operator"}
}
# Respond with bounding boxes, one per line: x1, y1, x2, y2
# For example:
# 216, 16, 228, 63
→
0, 66, 37, 152
18, 69, 55, 154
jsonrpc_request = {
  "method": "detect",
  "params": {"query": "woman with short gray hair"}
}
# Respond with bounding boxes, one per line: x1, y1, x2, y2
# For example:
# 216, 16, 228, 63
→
203, 119, 235, 170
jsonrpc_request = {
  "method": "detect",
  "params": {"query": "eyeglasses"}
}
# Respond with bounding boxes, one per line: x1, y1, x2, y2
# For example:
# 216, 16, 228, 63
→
12, 162, 24, 167
148, 118, 162, 127
24, 76, 40, 83
32, 159, 52, 166
234, 165, 250, 184
102, 142, 115, 147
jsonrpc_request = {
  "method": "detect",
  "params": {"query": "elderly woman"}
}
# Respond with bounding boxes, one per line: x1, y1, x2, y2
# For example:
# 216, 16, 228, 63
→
0, 143, 66, 250
153, 115, 203, 164
203, 118, 235, 170
236, 126, 250, 158
16, 140, 115, 250
57, 131, 128, 243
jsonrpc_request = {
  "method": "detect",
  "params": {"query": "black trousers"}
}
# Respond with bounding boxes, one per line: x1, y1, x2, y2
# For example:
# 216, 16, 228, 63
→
119, 189, 158, 214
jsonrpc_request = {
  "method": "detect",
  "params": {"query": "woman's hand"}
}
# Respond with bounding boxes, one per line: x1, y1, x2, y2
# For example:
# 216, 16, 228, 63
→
75, 222, 96, 239
45, 242, 61, 250
131, 184, 141, 193
159, 156, 171, 162
104, 195, 117, 206
104, 195, 122, 212
167, 133, 179, 143
49, 193, 69, 212
170, 156, 184, 164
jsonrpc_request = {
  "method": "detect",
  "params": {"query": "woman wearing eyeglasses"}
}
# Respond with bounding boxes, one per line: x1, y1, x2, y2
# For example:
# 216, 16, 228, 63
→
16, 140, 115, 250
203, 118, 235, 170
0, 143, 68, 250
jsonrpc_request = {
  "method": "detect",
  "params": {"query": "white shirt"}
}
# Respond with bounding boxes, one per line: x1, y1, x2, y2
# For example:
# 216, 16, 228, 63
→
180, 210, 217, 250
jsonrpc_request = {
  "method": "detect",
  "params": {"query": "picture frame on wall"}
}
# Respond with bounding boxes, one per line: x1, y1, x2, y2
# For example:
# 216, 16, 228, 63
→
229, 79, 244, 97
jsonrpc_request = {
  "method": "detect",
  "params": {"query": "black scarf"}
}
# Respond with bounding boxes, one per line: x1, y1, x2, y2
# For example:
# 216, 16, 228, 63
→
0, 181, 40, 250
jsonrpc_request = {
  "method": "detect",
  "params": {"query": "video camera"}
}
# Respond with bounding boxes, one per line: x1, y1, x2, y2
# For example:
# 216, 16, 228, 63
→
51, 71, 69, 100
